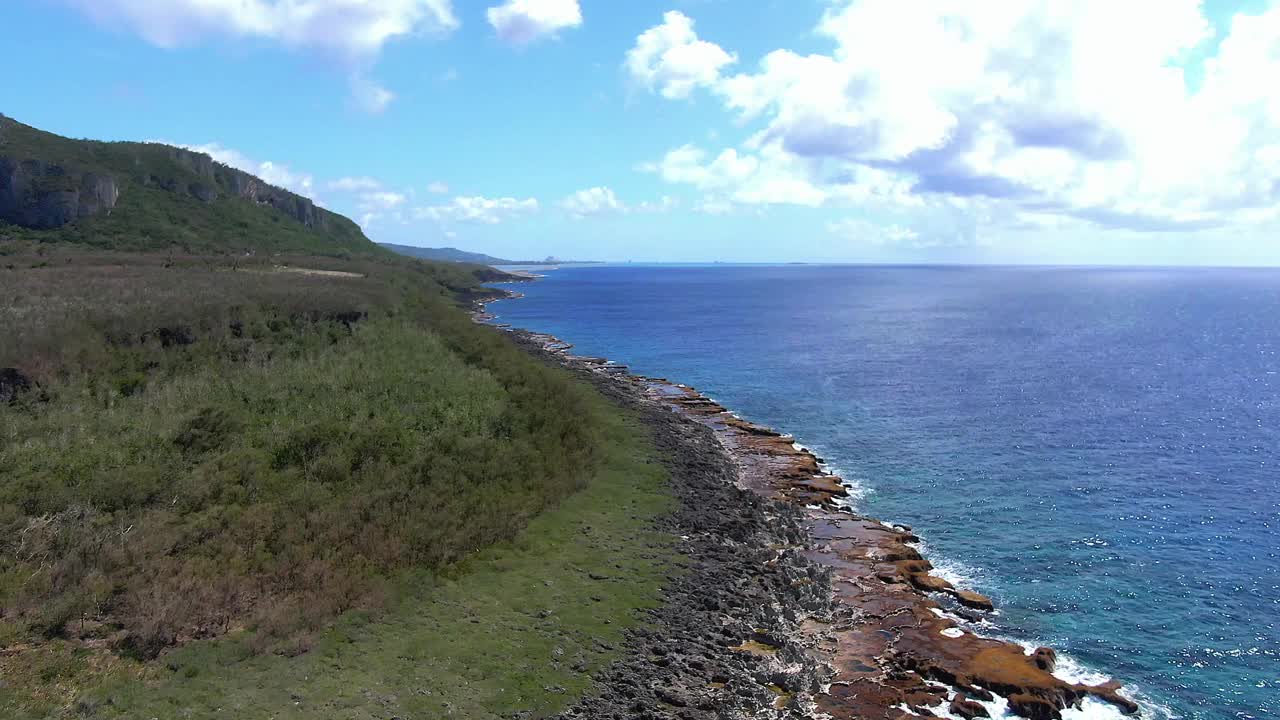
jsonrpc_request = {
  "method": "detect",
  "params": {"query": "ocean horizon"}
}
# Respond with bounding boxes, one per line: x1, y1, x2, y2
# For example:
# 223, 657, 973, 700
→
488, 263, 1279, 720
503, 261, 1280, 271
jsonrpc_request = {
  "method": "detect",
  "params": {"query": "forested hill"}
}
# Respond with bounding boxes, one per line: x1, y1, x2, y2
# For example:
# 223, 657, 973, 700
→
0, 113, 380, 256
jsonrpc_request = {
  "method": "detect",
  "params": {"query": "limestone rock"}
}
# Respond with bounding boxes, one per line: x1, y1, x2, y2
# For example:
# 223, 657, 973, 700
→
0, 158, 119, 229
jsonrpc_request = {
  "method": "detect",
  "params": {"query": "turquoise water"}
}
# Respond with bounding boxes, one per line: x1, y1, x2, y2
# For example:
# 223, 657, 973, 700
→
488, 265, 1279, 720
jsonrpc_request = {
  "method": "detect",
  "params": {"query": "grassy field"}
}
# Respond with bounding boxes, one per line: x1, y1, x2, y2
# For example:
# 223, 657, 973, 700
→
0, 245, 677, 718
5, 395, 675, 720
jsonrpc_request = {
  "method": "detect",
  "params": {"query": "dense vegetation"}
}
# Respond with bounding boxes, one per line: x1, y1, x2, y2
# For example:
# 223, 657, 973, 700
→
1, 117, 675, 718
42, 409, 673, 720
0, 245, 668, 717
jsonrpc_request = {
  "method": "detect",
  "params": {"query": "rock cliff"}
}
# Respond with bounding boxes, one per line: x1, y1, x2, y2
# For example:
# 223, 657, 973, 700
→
0, 113, 329, 233
0, 158, 120, 229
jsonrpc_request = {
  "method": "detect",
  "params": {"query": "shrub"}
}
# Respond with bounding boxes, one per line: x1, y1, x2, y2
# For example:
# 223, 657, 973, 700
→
0, 249, 601, 664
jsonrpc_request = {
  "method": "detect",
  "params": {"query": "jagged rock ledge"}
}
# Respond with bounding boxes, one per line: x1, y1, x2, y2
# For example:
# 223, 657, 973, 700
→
477, 289, 1140, 720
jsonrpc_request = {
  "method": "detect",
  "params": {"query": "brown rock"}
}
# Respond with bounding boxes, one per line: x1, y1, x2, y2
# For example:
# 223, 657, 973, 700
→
897, 559, 934, 575
909, 573, 954, 593
1032, 647, 1057, 673
954, 590, 996, 612
1091, 681, 1140, 715
878, 541, 924, 563
950, 693, 991, 719
639, 371, 1143, 720
1007, 693, 1060, 720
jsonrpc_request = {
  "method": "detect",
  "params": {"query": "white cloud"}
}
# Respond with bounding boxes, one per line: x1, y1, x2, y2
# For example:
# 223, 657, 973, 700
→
487, 0, 582, 45
626, 11, 736, 99
641, 1, 1280, 236
643, 141, 911, 209
643, 144, 758, 190
415, 195, 539, 224
66, 0, 457, 113
350, 75, 396, 114
329, 176, 383, 192
64, 0, 459, 59
427, 181, 450, 194
637, 196, 678, 213
161, 141, 316, 198
561, 186, 625, 218
359, 191, 407, 211
326, 179, 416, 224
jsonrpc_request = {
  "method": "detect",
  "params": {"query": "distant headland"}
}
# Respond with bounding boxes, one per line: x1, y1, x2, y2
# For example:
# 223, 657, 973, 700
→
379, 242, 600, 266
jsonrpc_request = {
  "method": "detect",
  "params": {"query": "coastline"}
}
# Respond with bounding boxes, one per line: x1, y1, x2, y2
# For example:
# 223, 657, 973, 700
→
476, 281, 1141, 720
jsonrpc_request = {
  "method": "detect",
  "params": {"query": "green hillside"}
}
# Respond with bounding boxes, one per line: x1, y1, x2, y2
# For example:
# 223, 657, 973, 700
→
0, 119, 674, 719
0, 114, 381, 256
381, 242, 522, 264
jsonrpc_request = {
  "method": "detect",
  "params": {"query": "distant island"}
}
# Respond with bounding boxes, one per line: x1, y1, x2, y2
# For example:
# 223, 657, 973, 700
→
380, 242, 598, 266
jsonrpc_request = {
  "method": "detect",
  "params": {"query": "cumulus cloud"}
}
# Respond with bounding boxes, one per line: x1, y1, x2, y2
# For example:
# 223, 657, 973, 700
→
427, 181, 450, 194
625, 11, 736, 99
642, 144, 758, 190
415, 196, 539, 224
162, 141, 316, 198
561, 187, 625, 218
65, 0, 457, 113
640, 1, 1280, 235
329, 176, 383, 192
62, 0, 458, 58
329, 178, 415, 224
487, 0, 582, 45
642, 141, 911, 209
359, 191, 407, 211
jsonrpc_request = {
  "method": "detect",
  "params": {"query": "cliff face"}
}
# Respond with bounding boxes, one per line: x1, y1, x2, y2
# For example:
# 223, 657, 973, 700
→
0, 158, 120, 229
149, 145, 326, 229
0, 114, 331, 233
216, 164, 325, 229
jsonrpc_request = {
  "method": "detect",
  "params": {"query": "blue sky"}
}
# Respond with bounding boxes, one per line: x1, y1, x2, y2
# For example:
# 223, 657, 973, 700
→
4, 0, 1280, 265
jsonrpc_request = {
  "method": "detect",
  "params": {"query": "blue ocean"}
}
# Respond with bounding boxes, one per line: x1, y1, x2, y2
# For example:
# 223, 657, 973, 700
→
487, 265, 1279, 720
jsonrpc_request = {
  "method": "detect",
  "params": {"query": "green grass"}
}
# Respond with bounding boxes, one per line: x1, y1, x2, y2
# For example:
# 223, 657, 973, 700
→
0, 247, 677, 718
3, 408, 676, 720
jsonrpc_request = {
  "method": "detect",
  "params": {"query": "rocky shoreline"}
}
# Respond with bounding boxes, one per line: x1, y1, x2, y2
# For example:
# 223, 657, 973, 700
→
479, 291, 1140, 720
